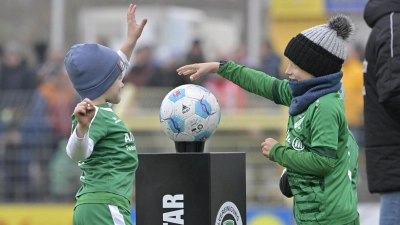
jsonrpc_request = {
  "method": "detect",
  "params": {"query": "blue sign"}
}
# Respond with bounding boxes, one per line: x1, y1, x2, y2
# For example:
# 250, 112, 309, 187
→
325, 0, 368, 13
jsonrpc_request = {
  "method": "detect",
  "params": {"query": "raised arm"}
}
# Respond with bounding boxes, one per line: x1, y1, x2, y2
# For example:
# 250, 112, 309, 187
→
119, 4, 147, 61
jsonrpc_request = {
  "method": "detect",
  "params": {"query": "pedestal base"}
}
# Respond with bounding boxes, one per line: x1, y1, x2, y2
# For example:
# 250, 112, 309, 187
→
174, 141, 205, 152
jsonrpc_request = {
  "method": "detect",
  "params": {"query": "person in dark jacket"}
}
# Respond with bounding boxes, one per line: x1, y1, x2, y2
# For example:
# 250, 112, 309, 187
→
364, 1, 400, 224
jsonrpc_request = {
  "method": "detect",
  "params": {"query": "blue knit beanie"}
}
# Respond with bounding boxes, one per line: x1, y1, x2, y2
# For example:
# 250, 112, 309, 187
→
64, 43, 123, 100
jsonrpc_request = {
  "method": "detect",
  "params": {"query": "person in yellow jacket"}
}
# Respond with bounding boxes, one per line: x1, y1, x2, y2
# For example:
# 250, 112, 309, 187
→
342, 44, 364, 147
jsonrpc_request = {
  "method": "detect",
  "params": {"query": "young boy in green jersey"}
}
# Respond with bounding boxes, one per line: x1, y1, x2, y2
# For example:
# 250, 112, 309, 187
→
177, 14, 359, 225
64, 4, 147, 225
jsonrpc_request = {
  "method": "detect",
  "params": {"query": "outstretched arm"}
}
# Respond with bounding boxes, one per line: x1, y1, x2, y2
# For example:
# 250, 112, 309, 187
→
177, 61, 293, 106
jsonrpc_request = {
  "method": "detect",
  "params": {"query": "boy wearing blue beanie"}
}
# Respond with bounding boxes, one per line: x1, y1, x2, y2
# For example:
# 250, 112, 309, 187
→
177, 14, 359, 225
64, 4, 147, 225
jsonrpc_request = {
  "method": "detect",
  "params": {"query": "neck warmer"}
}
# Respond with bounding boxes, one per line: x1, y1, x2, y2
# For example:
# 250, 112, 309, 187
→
288, 71, 343, 116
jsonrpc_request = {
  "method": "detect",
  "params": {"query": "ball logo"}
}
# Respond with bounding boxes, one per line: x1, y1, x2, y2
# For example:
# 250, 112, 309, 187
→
199, 135, 208, 141
173, 90, 181, 97
182, 104, 190, 114
215, 202, 243, 225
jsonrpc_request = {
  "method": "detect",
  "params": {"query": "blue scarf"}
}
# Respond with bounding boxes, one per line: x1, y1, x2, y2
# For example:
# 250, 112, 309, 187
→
288, 71, 343, 116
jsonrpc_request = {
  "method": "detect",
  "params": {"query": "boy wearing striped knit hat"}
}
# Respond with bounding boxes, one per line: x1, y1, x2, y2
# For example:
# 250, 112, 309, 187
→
177, 14, 360, 225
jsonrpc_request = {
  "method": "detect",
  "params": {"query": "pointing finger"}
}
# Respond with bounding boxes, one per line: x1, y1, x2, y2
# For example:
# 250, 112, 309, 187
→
190, 72, 202, 81
177, 65, 196, 74
182, 69, 197, 75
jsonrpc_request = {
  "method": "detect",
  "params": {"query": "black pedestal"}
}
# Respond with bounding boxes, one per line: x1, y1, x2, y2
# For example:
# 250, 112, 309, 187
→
174, 141, 205, 153
135, 152, 246, 225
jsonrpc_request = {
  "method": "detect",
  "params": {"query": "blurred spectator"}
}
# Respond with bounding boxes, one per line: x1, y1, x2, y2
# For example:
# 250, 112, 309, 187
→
36, 64, 78, 138
204, 49, 247, 114
259, 40, 282, 79
33, 41, 48, 68
184, 39, 206, 85
124, 46, 159, 86
148, 51, 187, 87
233, 44, 253, 67
19, 64, 78, 200
36, 48, 65, 83
342, 44, 364, 147
0, 41, 38, 90
203, 74, 247, 114
0, 43, 3, 87
0, 42, 38, 201
49, 139, 81, 202
185, 39, 205, 64
0, 43, 3, 60
1, 122, 26, 201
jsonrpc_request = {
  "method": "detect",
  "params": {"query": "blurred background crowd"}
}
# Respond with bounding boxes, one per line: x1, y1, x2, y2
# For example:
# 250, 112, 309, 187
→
0, 0, 372, 222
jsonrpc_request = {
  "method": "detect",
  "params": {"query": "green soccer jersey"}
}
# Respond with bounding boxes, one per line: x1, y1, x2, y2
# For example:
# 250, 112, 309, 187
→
218, 61, 358, 225
71, 103, 138, 211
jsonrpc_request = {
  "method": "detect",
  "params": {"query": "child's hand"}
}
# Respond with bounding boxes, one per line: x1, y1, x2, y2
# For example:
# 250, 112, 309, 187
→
126, 4, 147, 44
177, 62, 219, 81
261, 138, 279, 158
74, 98, 96, 137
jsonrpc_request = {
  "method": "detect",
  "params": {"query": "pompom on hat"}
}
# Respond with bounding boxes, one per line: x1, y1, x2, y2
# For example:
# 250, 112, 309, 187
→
64, 43, 123, 100
284, 14, 355, 77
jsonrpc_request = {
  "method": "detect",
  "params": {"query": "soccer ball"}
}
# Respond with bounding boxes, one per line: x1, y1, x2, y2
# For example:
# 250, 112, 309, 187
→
160, 84, 221, 142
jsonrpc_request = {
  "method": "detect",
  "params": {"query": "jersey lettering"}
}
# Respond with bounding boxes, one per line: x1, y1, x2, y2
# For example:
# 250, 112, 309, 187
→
124, 132, 135, 142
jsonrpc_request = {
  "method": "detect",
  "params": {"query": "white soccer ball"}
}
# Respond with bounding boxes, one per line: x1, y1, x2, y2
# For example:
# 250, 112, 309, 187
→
160, 84, 221, 142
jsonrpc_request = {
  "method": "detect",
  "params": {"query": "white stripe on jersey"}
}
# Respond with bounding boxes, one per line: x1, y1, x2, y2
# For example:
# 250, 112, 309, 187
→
100, 107, 113, 112
108, 205, 126, 225
390, 12, 394, 58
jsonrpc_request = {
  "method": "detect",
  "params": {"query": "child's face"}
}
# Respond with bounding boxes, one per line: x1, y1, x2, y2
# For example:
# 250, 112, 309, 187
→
285, 60, 315, 81
105, 74, 124, 104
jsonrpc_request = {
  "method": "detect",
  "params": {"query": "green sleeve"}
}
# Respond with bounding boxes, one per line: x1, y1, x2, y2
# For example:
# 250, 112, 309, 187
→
309, 100, 340, 157
269, 144, 336, 176
88, 108, 107, 145
269, 99, 342, 176
71, 115, 78, 134
70, 108, 107, 144
217, 61, 293, 106
348, 133, 359, 197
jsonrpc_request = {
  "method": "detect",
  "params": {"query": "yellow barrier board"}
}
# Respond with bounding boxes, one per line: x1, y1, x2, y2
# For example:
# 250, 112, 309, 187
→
0, 205, 73, 225
270, 0, 325, 19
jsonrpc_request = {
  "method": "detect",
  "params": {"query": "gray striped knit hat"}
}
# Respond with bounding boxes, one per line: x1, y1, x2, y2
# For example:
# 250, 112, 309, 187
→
284, 14, 355, 77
